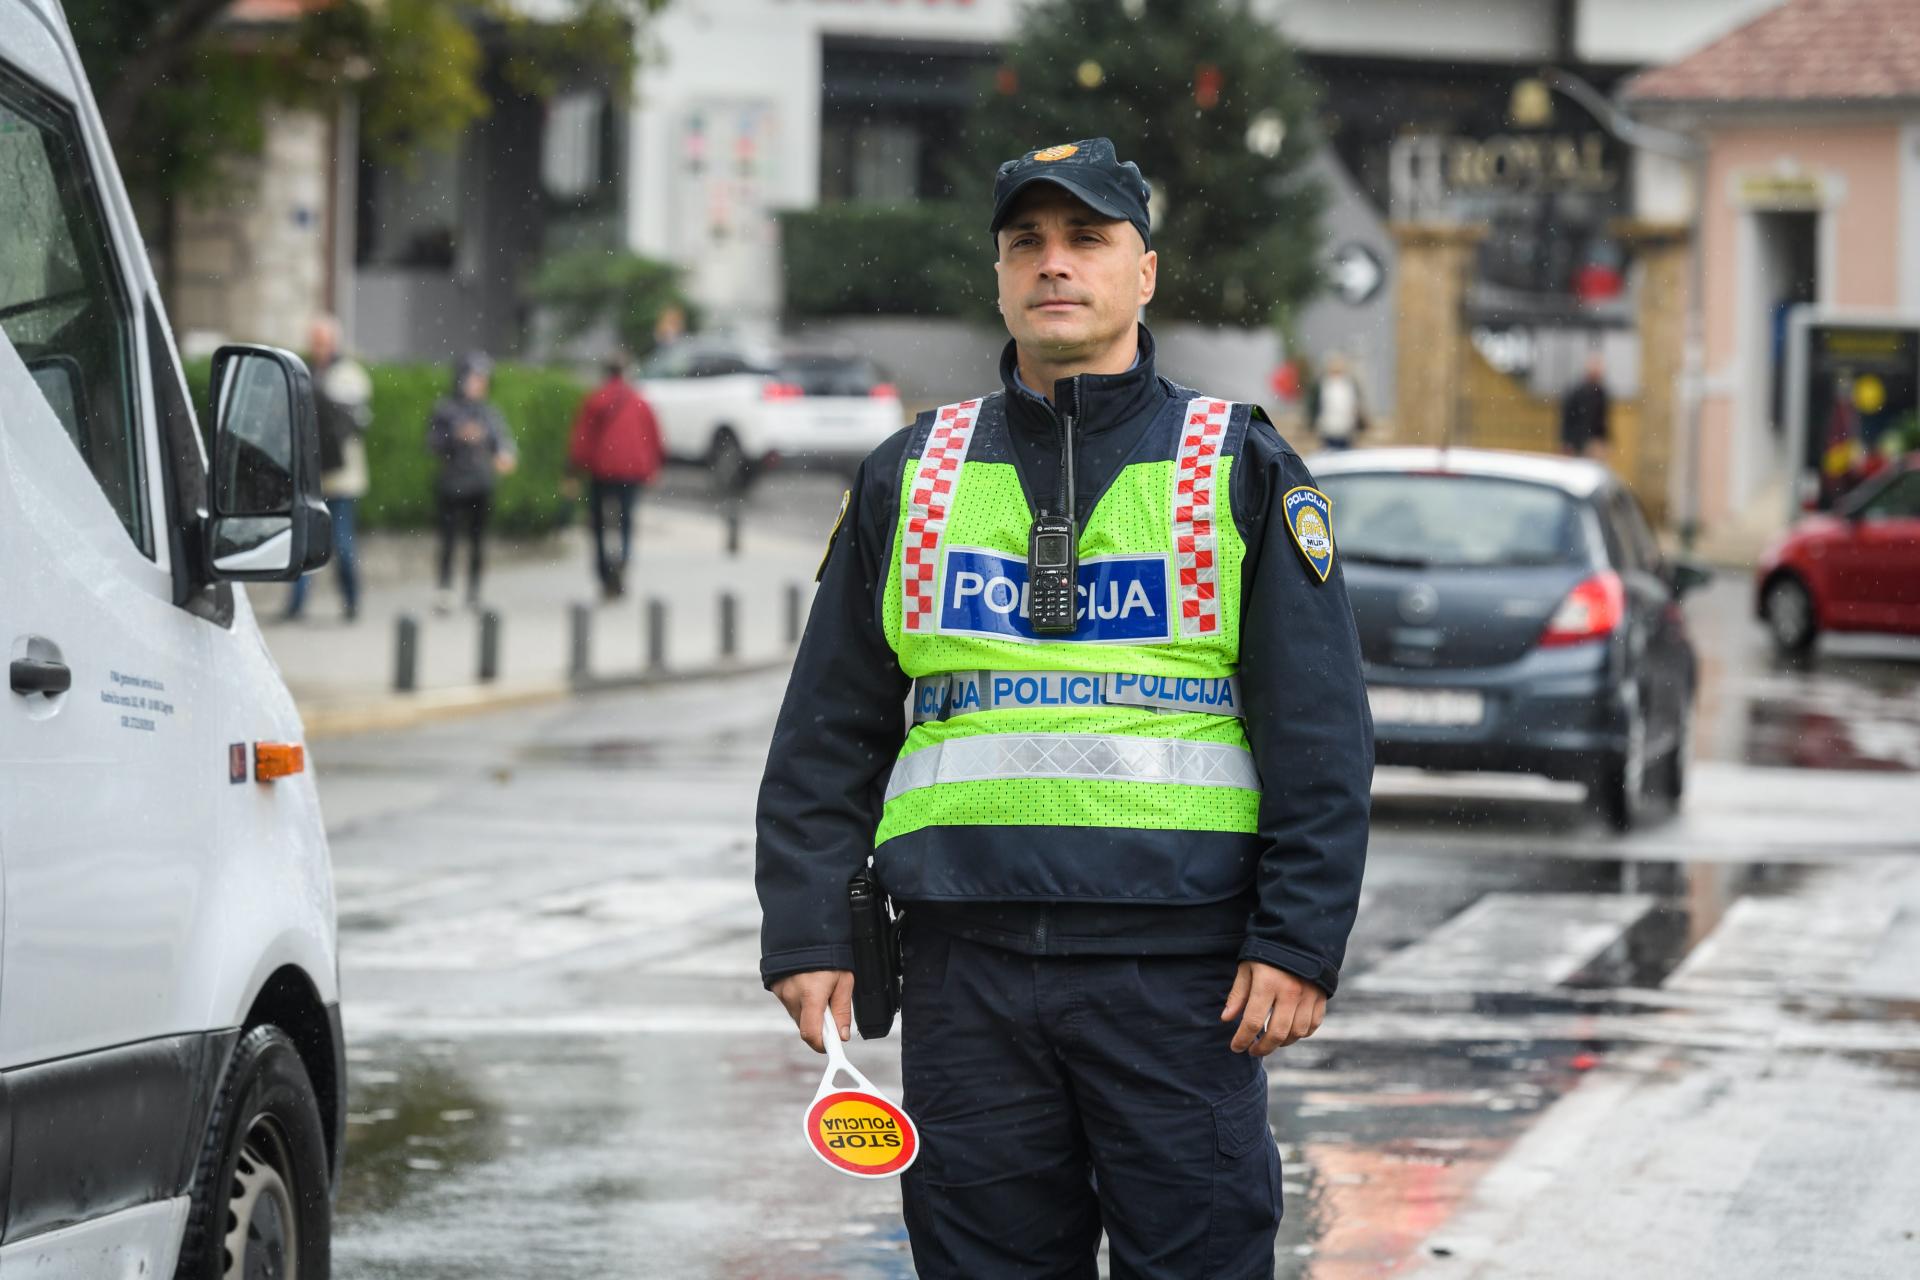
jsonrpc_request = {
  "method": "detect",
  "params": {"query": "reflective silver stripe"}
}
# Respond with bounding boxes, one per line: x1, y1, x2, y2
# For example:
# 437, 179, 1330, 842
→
884, 734, 1259, 802
910, 671, 1244, 723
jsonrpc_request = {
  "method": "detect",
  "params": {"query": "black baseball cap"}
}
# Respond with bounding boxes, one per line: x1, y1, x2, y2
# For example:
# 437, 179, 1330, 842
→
990, 138, 1152, 250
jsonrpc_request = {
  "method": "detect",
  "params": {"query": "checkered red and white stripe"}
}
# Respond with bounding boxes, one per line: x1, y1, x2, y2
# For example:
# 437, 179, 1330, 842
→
901, 398, 984, 632
1173, 398, 1232, 638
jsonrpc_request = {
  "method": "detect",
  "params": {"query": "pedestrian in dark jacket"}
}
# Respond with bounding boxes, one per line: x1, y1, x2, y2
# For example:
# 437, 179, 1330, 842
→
567, 355, 664, 599
426, 353, 516, 612
1560, 352, 1611, 459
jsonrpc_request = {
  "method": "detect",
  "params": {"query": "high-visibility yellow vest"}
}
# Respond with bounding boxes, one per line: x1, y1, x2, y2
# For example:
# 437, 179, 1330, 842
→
876, 392, 1261, 900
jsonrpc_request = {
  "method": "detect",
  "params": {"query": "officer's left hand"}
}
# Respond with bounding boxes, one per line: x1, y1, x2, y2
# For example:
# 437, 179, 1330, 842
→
1222, 961, 1326, 1057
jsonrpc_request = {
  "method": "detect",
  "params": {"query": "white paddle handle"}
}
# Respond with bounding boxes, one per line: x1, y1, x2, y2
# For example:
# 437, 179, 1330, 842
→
822, 1008, 852, 1072
814, 1008, 881, 1101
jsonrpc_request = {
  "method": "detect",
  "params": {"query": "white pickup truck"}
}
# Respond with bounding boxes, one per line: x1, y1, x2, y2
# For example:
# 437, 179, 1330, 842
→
1, 1, 344, 1275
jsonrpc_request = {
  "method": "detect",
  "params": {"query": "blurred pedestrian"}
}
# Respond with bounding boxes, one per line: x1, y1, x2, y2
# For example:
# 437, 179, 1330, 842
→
1308, 352, 1366, 451
285, 315, 371, 622
567, 354, 664, 600
1560, 351, 1611, 460
426, 353, 516, 614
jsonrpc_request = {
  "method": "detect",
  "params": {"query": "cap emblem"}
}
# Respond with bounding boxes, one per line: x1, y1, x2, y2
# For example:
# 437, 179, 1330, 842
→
1032, 144, 1079, 162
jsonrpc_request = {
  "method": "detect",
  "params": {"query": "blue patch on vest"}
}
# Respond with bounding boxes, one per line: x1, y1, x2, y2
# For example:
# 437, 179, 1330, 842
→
938, 547, 1172, 643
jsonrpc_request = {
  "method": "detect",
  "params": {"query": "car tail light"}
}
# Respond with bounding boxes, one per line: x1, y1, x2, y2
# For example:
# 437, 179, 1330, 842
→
1540, 571, 1625, 647
762, 381, 804, 401
870, 382, 898, 399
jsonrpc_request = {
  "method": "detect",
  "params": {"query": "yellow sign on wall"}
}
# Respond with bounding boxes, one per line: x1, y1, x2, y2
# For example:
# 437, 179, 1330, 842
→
1736, 172, 1823, 209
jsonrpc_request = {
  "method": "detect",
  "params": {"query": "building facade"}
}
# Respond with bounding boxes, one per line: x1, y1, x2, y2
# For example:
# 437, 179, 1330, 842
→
173, 0, 1820, 527
1627, 0, 1920, 541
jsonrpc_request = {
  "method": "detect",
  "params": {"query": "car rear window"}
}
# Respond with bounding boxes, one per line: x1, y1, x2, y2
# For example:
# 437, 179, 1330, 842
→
776, 355, 884, 396
1317, 472, 1588, 568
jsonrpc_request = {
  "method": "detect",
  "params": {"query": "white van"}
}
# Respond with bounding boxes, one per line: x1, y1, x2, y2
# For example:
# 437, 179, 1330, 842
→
1, 1, 343, 1276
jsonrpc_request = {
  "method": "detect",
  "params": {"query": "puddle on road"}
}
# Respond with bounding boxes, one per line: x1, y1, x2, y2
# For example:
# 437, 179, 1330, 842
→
1705, 648, 1920, 772
1269, 1039, 1599, 1279
1742, 690, 1920, 771
335, 1033, 917, 1280
334, 1028, 1628, 1280
338, 1044, 502, 1223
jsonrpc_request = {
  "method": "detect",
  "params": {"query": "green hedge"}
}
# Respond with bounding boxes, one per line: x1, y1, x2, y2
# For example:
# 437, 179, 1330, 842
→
187, 358, 589, 535
778, 201, 989, 319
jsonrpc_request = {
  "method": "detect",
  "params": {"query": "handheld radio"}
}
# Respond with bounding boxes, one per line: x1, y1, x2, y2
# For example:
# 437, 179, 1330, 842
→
1029, 393, 1080, 636
1028, 515, 1078, 633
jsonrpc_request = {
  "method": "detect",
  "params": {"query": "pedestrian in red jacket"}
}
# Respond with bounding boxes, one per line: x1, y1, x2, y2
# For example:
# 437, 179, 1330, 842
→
568, 355, 664, 599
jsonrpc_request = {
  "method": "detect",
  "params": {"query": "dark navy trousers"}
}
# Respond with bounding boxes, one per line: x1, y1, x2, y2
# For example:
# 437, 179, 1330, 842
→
898, 926, 1282, 1279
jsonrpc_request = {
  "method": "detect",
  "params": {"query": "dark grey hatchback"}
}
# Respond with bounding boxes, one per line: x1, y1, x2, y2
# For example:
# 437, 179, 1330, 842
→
1313, 449, 1711, 830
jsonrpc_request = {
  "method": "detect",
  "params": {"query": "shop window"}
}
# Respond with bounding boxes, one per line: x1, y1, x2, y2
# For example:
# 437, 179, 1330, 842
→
357, 143, 462, 269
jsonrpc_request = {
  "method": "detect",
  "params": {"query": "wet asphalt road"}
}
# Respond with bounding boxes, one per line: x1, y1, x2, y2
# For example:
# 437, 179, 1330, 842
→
320, 473, 1920, 1279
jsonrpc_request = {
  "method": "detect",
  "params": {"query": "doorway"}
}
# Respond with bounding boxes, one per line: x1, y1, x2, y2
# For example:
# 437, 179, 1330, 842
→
1755, 210, 1819, 436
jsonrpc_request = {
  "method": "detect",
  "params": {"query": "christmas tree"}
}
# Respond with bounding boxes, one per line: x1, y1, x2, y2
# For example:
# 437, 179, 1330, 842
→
961, 0, 1328, 330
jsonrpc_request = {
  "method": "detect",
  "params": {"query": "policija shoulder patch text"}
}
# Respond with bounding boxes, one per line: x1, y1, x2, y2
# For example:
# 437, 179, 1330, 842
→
1282, 485, 1334, 582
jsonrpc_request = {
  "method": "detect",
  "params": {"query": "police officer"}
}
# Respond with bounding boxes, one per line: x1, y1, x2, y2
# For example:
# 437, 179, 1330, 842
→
756, 138, 1372, 1279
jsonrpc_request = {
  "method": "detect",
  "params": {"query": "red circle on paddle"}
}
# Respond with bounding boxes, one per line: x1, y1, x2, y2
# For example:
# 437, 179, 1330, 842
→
805, 1090, 918, 1178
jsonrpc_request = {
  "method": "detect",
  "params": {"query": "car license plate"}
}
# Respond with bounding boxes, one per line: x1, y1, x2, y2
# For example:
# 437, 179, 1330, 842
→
1368, 687, 1485, 726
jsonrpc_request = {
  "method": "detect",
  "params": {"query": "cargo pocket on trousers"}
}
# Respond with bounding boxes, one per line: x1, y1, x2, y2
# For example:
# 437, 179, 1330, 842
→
1205, 1070, 1283, 1276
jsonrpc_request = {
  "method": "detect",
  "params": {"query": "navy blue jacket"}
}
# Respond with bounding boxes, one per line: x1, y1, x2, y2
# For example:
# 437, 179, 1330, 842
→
755, 327, 1372, 995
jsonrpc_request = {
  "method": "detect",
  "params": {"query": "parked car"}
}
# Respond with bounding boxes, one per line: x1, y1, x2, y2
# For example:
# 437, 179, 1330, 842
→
1313, 448, 1711, 830
1757, 455, 1920, 657
637, 339, 904, 490
2, 3, 342, 1274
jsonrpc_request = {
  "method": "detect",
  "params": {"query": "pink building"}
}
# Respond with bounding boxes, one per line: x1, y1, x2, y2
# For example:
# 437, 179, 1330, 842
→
1626, 0, 1920, 539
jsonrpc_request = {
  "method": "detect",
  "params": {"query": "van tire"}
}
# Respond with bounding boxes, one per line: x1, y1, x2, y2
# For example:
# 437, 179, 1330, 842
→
175, 1025, 332, 1280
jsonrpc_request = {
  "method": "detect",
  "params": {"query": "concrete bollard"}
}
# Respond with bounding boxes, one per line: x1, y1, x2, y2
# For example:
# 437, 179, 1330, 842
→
784, 582, 803, 645
568, 603, 591, 682
393, 614, 419, 693
478, 609, 502, 683
719, 592, 739, 660
645, 598, 668, 672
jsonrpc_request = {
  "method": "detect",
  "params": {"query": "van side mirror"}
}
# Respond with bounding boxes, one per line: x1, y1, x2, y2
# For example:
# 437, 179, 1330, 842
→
206, 344, 331, 581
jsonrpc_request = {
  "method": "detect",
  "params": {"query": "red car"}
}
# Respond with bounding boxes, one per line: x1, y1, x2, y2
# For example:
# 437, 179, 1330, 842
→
1757, 456, 1920, 656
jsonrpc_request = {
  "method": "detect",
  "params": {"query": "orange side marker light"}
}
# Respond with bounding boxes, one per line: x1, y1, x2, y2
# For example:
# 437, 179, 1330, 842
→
254, 742, 305, 782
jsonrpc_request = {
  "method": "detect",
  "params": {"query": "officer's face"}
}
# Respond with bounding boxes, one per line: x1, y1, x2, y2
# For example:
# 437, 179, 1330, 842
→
994, 186, 1156, 361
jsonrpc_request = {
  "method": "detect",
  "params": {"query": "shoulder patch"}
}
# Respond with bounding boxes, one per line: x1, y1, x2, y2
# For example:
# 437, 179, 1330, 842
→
817, 488, 851, 583
1282, 485, 1334, 582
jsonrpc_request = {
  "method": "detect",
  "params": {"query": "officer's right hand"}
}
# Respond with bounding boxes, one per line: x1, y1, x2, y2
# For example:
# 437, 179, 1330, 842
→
770, 969, 854, 1053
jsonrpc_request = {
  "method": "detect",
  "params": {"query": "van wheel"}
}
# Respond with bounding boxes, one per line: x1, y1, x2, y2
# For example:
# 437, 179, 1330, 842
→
175, 1026, 331, 1280
1763, 575, 1817, 658
709, 429, 750, 495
